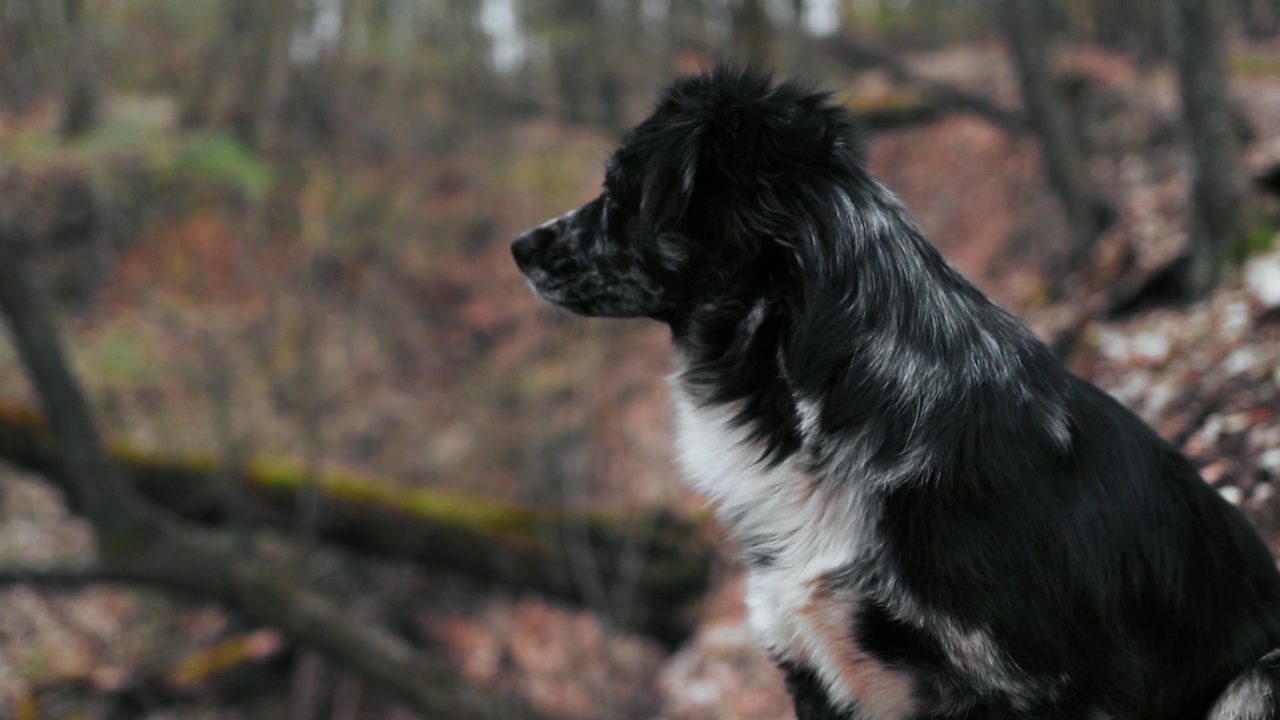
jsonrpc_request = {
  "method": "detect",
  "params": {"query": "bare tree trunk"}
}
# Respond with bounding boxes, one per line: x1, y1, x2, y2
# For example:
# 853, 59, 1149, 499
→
1, 0, 79, 117
732, 0, 774, 67
667, 0, 709, 57
1244, 0, 1280, 35
784, 0, 815, 74
1238, 0, 1258, 29
240, 0, 297, 150
547, 0, 597, 125
0, 236, 145, 540
179, 0, 297, 150
999, 0, 1109, 278
0, 1, 36, 113
1166, 0, 1248, 297
179, 0, 252, 129
58, 0, 101, 139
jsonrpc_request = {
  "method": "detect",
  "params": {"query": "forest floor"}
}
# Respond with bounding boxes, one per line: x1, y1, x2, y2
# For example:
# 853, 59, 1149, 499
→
2, 38, 1280, 720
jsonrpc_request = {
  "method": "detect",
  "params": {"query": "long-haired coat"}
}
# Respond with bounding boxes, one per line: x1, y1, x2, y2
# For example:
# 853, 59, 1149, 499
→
512, 68, 1280, 720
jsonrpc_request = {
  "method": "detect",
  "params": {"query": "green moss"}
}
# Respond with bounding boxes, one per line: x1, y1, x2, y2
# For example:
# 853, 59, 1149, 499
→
100, 327, 148, 384
246, 457, 547, 535
843, 89, 927, 115
3, 124, 271, 200
1229, 52, 1280, 78
21, 652, 47, 680
111, 442, 221, 476
1244, 224, 1278, 256
72, 323, 161, 388
165, 134, 272, 199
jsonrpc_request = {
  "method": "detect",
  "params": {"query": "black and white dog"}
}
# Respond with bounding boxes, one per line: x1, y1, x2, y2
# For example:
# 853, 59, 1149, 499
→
511, 68, 1280, 720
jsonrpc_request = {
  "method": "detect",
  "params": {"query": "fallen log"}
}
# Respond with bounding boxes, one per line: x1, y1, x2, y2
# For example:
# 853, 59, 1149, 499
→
0, 401, 714, 644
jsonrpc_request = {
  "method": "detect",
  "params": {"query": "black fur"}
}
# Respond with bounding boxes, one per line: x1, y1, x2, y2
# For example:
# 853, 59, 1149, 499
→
512, 67, 1280, 719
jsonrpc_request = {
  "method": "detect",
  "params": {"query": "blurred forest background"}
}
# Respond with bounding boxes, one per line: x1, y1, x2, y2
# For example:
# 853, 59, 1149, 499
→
2, 0, 1280, 718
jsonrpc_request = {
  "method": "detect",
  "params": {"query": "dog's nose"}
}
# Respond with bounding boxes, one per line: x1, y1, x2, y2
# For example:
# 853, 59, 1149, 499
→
511, 228, 548, 269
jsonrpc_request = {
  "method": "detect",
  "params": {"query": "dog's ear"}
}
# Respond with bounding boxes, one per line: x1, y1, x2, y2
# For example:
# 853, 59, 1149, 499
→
640, 68, 861, 230
637, 102, 770, 230
641, 118, 706, 230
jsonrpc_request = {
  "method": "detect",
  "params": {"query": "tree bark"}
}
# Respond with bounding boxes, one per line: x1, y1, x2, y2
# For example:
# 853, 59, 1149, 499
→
1166, 0, 1249, 297
999, 0, 1109, 278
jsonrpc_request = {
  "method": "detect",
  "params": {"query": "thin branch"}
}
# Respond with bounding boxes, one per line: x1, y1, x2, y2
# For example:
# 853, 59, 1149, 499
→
821, 35, 1028, 135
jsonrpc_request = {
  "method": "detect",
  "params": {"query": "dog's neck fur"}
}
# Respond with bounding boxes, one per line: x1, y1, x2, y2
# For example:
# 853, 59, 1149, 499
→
666, 174, 1075, 713
672, 175, 1070, 475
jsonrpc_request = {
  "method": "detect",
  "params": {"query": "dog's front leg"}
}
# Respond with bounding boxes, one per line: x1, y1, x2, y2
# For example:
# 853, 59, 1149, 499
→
780, 660, 863, 720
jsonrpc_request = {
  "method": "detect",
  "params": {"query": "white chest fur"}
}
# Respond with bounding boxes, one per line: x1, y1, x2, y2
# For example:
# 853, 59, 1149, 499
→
669, 379, 894, 711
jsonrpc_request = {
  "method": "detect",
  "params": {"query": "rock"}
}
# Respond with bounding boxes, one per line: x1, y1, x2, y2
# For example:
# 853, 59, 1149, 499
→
1131, 331, 1171, 364
1224, 349, 1263, 379
1246, 254, 1280, 311
1262, 448, 1280, 472
1224, 302, 1252, 338
1253, 484, 1276, 504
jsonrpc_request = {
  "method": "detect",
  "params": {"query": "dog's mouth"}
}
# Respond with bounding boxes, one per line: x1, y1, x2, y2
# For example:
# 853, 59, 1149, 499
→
511, 241, 595, 313
519, 270, 619, 318
513, 251, 651, 319
519, 267, 572, 306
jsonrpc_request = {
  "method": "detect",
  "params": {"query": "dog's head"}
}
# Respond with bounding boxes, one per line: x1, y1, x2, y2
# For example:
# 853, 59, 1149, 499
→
511, 68, 866, 326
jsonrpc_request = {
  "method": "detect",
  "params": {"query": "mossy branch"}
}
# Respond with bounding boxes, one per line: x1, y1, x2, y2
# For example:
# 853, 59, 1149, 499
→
0, 400, 714, 644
